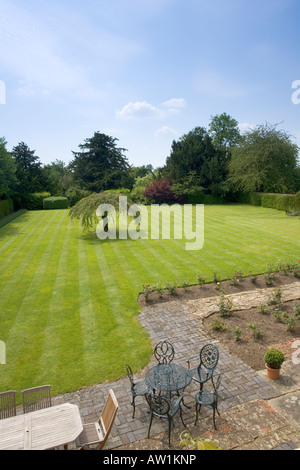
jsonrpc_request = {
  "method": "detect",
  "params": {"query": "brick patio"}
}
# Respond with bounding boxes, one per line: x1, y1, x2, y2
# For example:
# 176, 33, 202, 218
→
49, 288, 299, 450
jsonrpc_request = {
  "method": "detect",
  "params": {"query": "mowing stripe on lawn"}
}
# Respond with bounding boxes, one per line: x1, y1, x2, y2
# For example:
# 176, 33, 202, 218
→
0, 211, 51, 285
77, 225, 112, 382
92, 239, 151, 374
0, 210, 67, 392
37, 215, 85, 393
0, 211, 62, 332
0, 210, 41, 251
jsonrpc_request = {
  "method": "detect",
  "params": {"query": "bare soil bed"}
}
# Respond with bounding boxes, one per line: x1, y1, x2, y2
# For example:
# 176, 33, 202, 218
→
139, 271, 300, 371
138, 271, 300, 307
203, 298, 300, 371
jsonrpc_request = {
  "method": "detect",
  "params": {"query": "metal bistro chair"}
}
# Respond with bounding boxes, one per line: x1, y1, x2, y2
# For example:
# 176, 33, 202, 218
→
146, 391, 186, 447
125, 364, 149, 418
76, 389, 119, 450
194, 374, 222, 429
187, 344, 219, 391
21, 385, 52, 413
154, 340, 175, 364
0, 391, 17, 419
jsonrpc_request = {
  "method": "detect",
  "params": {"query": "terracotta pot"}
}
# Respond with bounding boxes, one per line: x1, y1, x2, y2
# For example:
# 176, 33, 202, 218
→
265, 363, 280, 380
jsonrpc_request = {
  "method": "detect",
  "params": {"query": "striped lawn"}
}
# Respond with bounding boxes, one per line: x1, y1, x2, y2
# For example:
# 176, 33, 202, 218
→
0, 204, 299, 400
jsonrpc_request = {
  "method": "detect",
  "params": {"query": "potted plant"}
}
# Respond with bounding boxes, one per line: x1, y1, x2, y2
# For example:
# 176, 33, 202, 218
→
264, 348, 285, 380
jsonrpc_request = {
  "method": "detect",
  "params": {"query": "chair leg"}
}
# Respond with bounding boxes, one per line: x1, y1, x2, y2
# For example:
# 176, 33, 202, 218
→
148, 412, 153, 439
131, 395, 136, 418
168, 417, 172, 447
194, 403, 201, 425
212, 376, 218, 392
212, 407, 217, 430
179, 406, 186, 427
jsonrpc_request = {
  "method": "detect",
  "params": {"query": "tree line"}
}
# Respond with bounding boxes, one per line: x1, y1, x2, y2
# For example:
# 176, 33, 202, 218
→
0, 134, 153, 209
1, 113, 300, 211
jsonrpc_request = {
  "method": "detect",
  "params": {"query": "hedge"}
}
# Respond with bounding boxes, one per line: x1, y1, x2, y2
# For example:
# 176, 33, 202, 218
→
26, 192, 51, 210
0, 199, 14, 219
43, 197, 68, 210
187, 192, 225, 204
237, 192, 300, 213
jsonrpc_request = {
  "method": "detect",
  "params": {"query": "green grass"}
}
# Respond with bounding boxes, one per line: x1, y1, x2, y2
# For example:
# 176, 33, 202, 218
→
0, 204, 299, 400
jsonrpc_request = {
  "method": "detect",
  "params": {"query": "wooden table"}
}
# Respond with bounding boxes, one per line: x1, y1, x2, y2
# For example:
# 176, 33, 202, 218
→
0, 403, 83, 450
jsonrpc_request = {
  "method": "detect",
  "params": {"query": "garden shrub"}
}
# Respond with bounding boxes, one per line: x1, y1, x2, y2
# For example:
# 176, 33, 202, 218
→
144, 179, 176, 204
43, 196, 68, 210
264, 348, 285, 369
130, 174, 154, 204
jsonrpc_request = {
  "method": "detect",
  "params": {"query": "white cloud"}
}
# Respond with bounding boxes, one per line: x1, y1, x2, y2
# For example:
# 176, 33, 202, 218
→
161, 98, 187, 116
116, 97, 187, 121
155, 126, 179, 138
161, 98, 187, 109
116, 101, 163, 120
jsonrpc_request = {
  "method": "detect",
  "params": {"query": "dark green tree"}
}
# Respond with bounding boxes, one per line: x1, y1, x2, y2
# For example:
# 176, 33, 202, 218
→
165, 127, 224, 193
11, 142, 44, 197
0, 138, 18, 198
227, 123, 299, 193
70, 132, 132, 192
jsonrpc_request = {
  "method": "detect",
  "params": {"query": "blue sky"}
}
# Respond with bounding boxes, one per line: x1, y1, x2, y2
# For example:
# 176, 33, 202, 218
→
0, 0, 300, 169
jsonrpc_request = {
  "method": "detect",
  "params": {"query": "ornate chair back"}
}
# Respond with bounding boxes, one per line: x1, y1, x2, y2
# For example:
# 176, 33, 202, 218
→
199, 344, 219, 371
154, 340, 175, 364
146, 392, 170, 418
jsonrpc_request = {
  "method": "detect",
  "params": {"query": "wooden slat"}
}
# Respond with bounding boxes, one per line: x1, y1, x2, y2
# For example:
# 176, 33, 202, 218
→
0, 404, 83, 450
24, 415, 31, 450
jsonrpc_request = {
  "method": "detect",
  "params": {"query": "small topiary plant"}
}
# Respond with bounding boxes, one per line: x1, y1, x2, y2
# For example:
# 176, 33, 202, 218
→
264, 348, 285, 370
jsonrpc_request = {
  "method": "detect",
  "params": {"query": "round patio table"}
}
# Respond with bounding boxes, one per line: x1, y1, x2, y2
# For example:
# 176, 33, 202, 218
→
145, 363, 192, 394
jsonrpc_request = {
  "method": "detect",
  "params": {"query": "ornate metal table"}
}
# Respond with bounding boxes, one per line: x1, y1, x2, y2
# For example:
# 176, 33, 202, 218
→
145, 363, 192, 395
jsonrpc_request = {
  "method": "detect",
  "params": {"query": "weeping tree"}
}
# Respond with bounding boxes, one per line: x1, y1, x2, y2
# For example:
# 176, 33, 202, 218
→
227, 123, 299, 193
69, 192, 130, 234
